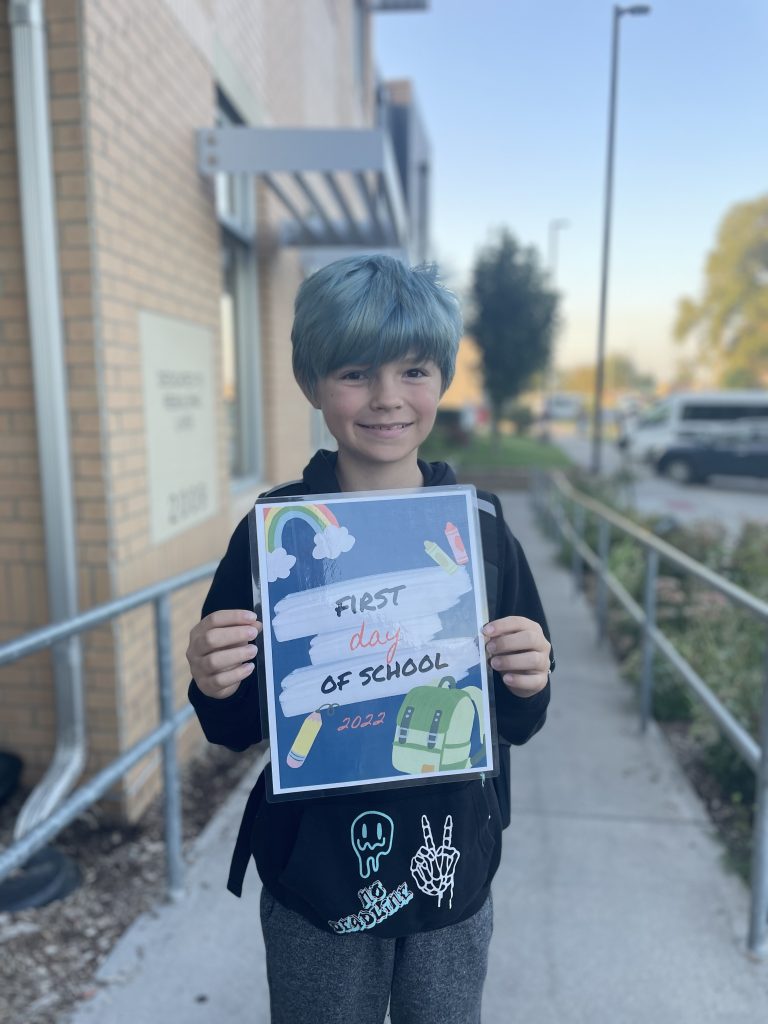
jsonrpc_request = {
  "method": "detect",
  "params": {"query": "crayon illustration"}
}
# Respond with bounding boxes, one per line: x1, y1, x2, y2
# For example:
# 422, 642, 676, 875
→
423, 540, 458, 575
286, 711, 322, 768
444, 522, 469, 565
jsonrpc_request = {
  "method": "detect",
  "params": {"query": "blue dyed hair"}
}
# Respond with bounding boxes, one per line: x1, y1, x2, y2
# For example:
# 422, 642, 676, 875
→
291, 254, 462, 400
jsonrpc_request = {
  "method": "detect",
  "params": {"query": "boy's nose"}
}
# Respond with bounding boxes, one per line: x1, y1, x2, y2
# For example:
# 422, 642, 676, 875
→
370, 376, 403, 409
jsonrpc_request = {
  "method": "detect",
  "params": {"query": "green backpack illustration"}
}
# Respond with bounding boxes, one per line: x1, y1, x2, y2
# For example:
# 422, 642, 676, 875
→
391, 676, 485, 775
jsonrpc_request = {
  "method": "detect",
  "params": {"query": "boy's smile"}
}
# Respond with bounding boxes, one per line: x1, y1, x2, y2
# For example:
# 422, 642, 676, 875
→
311, 356, 442, 489
358, 422, 411, 435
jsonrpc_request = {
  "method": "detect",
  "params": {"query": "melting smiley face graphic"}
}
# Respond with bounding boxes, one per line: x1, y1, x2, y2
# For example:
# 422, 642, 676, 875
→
350, 811, 395, 879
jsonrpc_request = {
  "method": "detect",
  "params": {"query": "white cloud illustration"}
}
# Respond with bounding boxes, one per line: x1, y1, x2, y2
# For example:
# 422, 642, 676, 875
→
266, 547, 296, 582
312, 525, 356, 561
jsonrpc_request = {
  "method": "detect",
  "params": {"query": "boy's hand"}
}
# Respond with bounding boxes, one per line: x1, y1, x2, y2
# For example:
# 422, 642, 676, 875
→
186, 609, 262, 700
483, 616, 551, 698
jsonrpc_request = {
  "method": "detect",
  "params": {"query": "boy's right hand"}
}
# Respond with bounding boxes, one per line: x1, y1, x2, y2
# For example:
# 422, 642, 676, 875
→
186, 609, 262, 700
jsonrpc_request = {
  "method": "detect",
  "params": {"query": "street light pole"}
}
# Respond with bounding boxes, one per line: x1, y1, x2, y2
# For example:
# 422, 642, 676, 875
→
590, 4, 650, 475
546, 217, 569, 397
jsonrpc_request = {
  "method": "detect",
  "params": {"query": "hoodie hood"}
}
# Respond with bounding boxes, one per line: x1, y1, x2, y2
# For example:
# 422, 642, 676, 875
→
302, 449, 457, 494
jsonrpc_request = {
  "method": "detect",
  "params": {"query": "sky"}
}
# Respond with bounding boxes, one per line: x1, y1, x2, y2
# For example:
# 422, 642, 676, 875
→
373, 0, 768, 382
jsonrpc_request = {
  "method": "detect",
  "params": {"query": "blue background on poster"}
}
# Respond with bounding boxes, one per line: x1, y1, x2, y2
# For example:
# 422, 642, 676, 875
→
263, 492, 488, 792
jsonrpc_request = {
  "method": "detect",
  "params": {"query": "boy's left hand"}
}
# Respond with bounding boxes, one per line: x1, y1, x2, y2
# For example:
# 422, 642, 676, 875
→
483, 616, 551, 698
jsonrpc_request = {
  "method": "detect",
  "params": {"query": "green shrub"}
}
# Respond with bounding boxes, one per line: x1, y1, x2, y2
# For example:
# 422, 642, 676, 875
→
608, 535, 646, 603
620, 646, 694, 721
727, 521, 768, 601
504, 403, 535, 436
431, 409, 471, 448
673, 602, 764, 741
549, 477, 768, 877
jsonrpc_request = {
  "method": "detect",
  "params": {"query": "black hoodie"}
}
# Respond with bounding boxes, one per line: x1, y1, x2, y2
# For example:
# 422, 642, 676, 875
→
189, 451, 551, 936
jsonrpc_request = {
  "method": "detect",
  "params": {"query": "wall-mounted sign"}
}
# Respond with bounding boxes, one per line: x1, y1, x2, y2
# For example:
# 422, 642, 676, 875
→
140, 311, 217, 544
251, 486, 497, 800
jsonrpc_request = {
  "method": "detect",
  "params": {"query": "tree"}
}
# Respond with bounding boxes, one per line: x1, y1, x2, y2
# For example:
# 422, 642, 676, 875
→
559, 355, 655, 397
558, 364, 596, 395
468, 229, 558, 435
674, 193, 768, 386
561, 356, 655, 403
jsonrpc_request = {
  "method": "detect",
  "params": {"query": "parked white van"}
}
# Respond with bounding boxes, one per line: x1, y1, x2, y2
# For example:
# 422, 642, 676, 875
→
620, 390, 768, 463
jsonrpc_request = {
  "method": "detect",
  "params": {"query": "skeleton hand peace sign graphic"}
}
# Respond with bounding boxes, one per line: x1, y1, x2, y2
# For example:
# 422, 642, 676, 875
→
410, 813, 460, 909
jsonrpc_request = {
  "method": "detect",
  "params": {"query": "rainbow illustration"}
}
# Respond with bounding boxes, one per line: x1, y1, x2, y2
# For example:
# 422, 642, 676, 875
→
263, 503, 340, 553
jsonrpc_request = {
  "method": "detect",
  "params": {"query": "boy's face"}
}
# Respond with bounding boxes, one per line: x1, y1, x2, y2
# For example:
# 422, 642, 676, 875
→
311, 355, 442, 483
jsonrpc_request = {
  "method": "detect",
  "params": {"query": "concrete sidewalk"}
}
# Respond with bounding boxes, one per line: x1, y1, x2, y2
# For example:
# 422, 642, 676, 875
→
65, 493, 768, 1024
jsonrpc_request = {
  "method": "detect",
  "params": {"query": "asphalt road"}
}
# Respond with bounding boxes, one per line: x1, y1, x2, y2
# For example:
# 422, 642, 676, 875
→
554, 431, 768, 537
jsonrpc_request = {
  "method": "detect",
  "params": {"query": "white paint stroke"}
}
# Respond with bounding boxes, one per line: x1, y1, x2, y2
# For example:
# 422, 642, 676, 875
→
278, 637, 479, 717
272, 566, 471, 643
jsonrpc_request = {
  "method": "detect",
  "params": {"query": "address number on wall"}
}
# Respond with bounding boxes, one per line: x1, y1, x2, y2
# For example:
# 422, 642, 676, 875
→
168, 483, 209, 527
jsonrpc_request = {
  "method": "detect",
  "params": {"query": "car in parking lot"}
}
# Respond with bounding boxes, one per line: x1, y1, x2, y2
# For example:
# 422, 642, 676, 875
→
622, 390, 768, 462
655, 436, 768, 484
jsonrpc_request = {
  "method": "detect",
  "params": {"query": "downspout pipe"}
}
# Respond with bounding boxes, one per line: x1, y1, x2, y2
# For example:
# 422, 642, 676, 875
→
9, 0, 86, 839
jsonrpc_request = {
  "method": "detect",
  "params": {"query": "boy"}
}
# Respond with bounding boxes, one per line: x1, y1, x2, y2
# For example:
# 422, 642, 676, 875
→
187, 255, 553, 1024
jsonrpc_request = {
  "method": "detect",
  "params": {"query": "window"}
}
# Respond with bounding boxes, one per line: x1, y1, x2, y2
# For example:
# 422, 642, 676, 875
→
637, 402, 670, 429
215, 93, 263, 481
681, 403, 768, 422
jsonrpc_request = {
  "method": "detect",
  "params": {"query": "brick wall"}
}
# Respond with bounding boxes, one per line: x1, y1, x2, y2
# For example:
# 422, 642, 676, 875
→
0, 0, 379, 822
0, 0, 119, 785
80, 0, 233, 816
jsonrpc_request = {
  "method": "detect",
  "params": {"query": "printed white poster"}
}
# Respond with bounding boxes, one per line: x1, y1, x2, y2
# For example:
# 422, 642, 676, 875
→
251, 486, 498, 799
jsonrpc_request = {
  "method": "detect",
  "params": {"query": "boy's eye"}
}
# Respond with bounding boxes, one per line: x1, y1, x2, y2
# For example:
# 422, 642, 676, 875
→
339, 369, 368, 381
404, 367, 428, 378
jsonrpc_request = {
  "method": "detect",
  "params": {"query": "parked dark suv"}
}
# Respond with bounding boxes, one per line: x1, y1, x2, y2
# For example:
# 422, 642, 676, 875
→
655, 437, 768, 484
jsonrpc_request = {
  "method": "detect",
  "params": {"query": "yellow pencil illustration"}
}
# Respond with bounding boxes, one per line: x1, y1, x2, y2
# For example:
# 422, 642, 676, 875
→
424, 540, 459, 574
286, 711, 322, 768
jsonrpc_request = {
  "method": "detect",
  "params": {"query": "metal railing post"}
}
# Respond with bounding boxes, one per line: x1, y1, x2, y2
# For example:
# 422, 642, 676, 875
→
596, 518, 611, 645
531, 471, 542, 511
552, 480, 565, 543
572, 503, 586, 592
748, 635, 768, 956
155, 593, 184, 902
640, 547, 659, 732
531, 472, 542, 523
545, 476, 557, 539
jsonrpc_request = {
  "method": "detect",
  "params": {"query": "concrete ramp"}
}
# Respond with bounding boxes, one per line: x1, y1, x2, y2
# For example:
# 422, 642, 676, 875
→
65, 493, 768, 1024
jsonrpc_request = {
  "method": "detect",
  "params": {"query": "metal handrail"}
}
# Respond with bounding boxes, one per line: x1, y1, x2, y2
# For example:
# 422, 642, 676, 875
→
533, 471, 768, 957
0, 560, 218, 900
0, 561, 218, 667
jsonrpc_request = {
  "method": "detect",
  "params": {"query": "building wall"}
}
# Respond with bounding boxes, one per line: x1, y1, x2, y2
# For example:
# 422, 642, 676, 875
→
441, 337, 485, 412
80, 0, 232, 812
0, 0, 380, 820
0, 0, 119, 785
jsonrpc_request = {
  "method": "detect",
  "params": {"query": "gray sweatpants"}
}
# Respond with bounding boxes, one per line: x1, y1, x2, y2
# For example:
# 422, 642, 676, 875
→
260, 888, 493, 1024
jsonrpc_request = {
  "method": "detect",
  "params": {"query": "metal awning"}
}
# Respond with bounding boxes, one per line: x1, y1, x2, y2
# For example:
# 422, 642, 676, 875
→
197, 126, 410, 250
